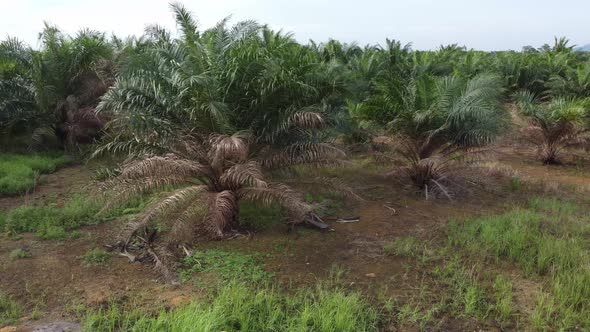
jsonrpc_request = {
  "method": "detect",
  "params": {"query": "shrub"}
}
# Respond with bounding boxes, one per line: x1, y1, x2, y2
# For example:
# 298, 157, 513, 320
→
82, 249, 111, 267
9, 248, 31, 260
0, 292, 22, 327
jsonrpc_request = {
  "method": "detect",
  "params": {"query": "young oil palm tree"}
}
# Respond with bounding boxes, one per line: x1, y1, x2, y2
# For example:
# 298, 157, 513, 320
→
515, 91, 590, 164
366, 73, 505, 196
103, 133, 330, 281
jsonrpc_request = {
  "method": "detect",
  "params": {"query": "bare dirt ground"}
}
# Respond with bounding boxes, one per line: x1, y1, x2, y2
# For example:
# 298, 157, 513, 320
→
1, 144, 589, 331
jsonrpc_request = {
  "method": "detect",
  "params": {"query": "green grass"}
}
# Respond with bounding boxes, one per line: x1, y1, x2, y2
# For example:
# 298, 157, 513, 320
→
0, 195, 146, 240
383, 236, 423, 257
181, 250, 271, 285
82, 249, 111, 267
0, 154, 73, 196
9, 248, 31, 260
0, 292, 22, 327
82, 281, 380, 332
433, 258, 490, 319
492, 275, 513, 324
507, 177, 521, 192
447, 197, 590, 330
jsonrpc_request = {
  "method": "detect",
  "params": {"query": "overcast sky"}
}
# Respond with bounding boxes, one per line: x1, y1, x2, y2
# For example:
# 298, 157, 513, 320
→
2, 0, 589, 51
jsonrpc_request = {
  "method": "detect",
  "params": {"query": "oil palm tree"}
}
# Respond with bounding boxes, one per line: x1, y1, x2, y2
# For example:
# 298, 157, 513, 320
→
97, 3, 347, 280
103, 133, 329, 281
366, 73, 505, 196
0, 25, 113, 148
515, 91, 590, 164
546, 64, 590, 99
0, 38, 38, 142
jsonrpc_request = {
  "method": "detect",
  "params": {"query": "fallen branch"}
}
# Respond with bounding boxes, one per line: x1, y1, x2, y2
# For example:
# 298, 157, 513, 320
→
383, 205, 397, 214
335, 217, 360, 223
306, 213, 330, 229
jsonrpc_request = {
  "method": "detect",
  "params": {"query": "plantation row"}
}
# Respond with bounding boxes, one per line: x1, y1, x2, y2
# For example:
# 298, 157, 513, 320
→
1, 3, 589, 278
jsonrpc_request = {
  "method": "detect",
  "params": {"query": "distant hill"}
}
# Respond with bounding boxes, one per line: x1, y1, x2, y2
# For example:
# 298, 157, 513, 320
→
575, 44, 590, 52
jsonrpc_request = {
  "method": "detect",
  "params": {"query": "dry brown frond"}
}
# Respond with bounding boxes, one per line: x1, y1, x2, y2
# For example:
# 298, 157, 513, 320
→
146, 245, 177, 283
288, 111, 325, 129
119, 154, 209, 180
208, 134, 249, 161
99, 174, 193, 214
165, 204, 207, 244
203, 190, 238, 238
119, 185, 208, 245
220, 161, 267, 189
208, 134, 249, 174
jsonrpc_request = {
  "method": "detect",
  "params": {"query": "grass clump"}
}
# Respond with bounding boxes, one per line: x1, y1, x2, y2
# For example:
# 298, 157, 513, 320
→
448, 197, 590, 330
0, 292, 22, 327
181, 250, 271, 284
0, 154, 73, 196
9, 248, 31, 260
83, 281, 380, 332
433, 258, 489, 319
383, 236, 423, 257
82, 249, 111, 267
492, 275, 513, 324
1, 195, 145, 240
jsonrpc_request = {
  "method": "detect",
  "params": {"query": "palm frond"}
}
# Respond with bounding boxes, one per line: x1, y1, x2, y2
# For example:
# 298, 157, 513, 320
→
220, 161, 267, 189
119, 154, 209, 180
203, 190, 237, 238
260, 143, 345, 169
